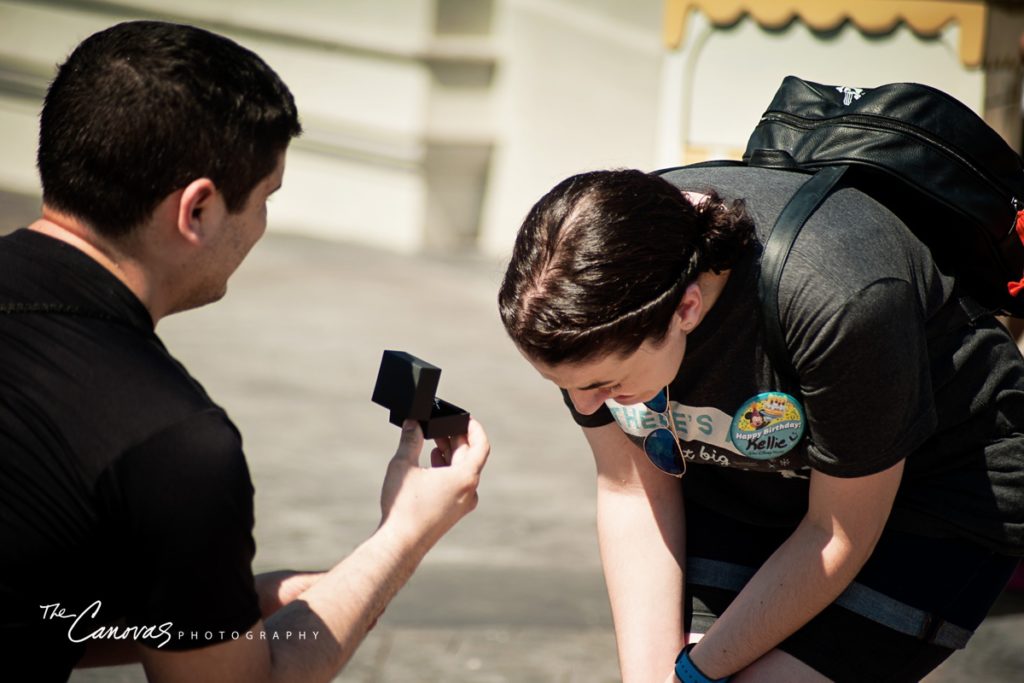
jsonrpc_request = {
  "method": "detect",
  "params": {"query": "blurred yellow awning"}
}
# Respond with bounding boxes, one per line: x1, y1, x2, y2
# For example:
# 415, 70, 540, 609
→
663, 1, 988, 67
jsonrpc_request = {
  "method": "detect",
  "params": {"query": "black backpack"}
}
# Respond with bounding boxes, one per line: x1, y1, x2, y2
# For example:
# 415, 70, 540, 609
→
674, 76, 1024, 384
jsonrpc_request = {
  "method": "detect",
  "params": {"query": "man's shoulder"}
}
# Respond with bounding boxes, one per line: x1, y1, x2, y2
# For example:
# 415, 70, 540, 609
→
0, 302, 232, 486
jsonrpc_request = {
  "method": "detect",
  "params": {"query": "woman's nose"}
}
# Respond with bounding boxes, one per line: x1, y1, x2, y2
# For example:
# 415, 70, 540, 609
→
567, 388, 609, 415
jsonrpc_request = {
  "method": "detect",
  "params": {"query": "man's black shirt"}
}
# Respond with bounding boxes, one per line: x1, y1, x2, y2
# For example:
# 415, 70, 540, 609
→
0, 229, 261, 679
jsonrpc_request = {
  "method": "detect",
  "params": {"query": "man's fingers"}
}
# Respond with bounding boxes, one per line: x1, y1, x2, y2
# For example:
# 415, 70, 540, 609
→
393, 419, 424, 465
448, 417, 489, 473
433, 436, 453, 463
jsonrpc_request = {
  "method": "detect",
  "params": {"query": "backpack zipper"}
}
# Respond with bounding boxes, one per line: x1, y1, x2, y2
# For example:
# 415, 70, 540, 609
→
760, 111, 1022, 210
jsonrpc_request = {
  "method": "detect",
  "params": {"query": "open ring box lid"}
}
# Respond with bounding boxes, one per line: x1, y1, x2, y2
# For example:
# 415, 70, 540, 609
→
371, 350, 469, 438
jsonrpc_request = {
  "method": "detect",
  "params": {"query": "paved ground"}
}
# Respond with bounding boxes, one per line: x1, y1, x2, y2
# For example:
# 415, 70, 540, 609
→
3, 190, 1022, 682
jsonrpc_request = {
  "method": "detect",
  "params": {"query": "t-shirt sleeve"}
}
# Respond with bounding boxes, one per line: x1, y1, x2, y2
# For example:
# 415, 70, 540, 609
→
560, 389, 615, 428
108, 409, 261, 650
789, 278, 937, 476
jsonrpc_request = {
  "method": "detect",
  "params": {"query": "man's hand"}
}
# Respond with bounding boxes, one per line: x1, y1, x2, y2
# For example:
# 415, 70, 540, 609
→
379, 418, 489, 551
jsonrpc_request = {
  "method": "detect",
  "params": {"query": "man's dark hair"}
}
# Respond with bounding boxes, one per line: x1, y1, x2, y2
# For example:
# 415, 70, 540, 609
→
498, 169, 755, 365
37, 20, 303, 238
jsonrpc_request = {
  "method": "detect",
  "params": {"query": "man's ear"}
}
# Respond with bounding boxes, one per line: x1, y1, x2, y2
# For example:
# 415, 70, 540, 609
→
675, 282, 704, 333
175, 178, 219, 245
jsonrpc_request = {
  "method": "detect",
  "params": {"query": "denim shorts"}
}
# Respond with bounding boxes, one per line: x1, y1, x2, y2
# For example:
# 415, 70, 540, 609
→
683, 502, 1018, 682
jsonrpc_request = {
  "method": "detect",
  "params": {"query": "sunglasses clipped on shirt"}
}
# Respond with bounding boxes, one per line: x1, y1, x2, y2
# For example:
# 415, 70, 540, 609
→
642, 386, 687, 478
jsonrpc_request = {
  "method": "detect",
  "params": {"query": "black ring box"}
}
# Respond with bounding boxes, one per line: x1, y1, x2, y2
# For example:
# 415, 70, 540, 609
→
371, 350, 469, 438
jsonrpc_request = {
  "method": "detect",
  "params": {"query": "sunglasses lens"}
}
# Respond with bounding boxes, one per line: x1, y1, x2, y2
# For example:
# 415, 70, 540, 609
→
643, 428, 685, 475
644, 389, 668, 413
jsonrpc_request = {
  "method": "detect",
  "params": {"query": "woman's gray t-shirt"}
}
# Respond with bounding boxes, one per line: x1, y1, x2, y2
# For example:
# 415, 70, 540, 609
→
565, 165, 1024, 555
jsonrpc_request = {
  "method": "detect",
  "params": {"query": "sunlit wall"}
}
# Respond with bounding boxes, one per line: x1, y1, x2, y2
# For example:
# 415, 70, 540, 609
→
0, 1, 1017, 257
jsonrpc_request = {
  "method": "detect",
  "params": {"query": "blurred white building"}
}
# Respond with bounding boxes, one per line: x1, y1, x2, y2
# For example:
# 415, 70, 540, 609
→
0, 0, 1021, 256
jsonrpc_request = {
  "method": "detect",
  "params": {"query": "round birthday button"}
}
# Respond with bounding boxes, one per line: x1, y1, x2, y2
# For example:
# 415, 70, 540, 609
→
729, 392, 806, 460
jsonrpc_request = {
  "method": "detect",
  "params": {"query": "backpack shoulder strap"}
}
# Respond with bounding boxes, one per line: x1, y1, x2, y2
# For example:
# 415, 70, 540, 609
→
758, 164, 848, 386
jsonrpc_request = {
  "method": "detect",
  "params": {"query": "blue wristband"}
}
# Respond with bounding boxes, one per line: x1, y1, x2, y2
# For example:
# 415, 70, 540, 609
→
674, 644, 731, 683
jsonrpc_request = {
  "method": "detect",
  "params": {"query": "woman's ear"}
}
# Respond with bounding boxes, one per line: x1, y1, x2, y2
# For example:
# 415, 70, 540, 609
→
175, 178, 218, 245
675, 282, 704, 332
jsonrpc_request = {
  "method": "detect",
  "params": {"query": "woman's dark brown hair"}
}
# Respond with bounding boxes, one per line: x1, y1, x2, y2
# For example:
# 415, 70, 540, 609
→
498, 169, 755, 365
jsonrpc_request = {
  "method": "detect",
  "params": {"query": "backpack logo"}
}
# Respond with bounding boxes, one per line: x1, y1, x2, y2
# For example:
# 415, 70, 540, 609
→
835, 86, 864, 106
